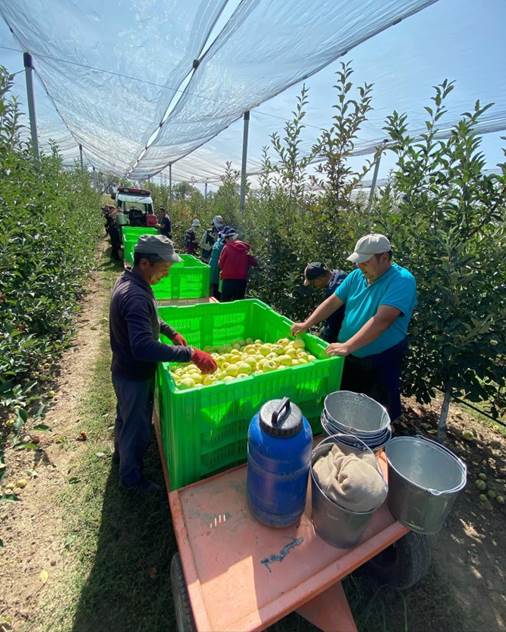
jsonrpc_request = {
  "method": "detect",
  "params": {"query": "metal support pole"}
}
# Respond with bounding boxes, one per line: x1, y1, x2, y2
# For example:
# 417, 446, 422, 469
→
23, 52, 39, 161
367, 141, 388, 213
204, 180, 208, 201
239, 111, 250, 214
79, 144, 83, 170
168, 163, 173, 210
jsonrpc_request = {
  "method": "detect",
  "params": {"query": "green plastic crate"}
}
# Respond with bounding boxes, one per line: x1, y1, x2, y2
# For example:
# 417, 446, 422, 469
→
121, 226, 158, 243
156, 299, 343, 489
122, 238, 136, 265
152, 255, 210, 300
121, 227, 159, 264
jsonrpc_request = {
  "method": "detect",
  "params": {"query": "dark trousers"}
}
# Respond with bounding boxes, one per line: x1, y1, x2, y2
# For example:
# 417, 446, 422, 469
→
210, 282, 221, 300
112, 374, 154, 488
221, 279, 247, 302
340, 338, 408, 421
110, 226, 121, 260
320, 324, 338, 344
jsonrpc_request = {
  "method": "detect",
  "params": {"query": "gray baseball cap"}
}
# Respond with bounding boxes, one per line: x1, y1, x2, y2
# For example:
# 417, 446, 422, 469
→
134, 234, 182, 263
347, 233, 392, 264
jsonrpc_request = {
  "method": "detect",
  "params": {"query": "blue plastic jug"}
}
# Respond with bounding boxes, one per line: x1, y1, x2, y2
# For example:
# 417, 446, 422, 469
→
247, 397, 313, 527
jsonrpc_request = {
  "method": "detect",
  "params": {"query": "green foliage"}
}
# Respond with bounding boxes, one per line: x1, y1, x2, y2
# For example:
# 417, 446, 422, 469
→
269, 85, 314, 202
0, 65, 102, 430
371, 81, 506, 422
243, 67, 372, 319
147, 162, 242, 251
311, 61, 374, 208
211, 161, 241, 226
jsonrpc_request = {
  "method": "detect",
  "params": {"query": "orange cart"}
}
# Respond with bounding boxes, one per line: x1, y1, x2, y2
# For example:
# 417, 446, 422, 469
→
154, 410, 431, 632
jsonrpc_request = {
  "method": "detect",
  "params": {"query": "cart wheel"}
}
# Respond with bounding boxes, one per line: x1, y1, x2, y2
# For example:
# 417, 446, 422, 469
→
171, 553, 196, 632
364, 532, 431, 590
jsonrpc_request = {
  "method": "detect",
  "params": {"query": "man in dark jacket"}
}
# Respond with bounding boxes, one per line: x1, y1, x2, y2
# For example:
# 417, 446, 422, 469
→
159, 208, 172, 238
200, 214, 224, 263
109, 234, 217, 493
184, 218, 201, 255
303, 262, 347, 343
218, 227, 257, 301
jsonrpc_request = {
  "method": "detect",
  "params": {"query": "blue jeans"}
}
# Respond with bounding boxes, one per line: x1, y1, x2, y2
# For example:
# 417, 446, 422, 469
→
112, 374, 154, 488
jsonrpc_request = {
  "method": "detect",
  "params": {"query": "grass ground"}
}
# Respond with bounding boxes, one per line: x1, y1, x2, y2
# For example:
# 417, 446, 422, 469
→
43, 338, 178, 631
1, 245, 504, 631
25, 252, 179, 632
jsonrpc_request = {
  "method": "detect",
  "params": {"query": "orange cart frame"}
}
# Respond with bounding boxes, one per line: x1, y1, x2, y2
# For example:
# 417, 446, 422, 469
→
153, 407, 410, 632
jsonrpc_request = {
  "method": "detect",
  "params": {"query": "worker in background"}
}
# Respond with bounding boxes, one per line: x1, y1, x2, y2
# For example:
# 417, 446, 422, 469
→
159, 208, 172, 238
219, 227, 257, 301
108, 207, 122, 261
184, 218, 201, 255
208, 225, 228, 299
303, 262, 347, 343
109, 235, 217, 494
200, 214, 224, 263
102, 205, 114, 238
292, 234, 416, 421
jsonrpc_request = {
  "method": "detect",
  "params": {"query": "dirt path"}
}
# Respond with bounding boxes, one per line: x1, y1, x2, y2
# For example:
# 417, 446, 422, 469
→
0, 247, 505, 631
0, 249, 116, 631
392, 402, 506, 632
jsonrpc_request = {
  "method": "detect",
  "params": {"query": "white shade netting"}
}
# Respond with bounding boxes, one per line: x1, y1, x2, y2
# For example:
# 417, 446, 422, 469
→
1, 0, 505, 181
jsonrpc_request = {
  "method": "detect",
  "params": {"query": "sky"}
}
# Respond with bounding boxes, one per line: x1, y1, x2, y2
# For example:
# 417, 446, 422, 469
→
1, 0, 505, 189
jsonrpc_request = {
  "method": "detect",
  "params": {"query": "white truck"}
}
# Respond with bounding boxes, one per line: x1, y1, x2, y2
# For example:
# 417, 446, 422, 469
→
115, 186, 155, 226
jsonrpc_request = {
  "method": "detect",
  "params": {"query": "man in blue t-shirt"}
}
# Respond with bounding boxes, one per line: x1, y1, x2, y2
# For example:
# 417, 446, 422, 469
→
292, 234, 416, 421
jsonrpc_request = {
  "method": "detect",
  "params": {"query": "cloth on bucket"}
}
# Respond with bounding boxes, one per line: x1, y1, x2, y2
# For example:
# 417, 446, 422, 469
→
313, 444, 387, 512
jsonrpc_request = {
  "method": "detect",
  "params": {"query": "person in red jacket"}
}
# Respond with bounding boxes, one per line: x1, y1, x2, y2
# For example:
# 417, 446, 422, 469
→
218, 227, 257, 301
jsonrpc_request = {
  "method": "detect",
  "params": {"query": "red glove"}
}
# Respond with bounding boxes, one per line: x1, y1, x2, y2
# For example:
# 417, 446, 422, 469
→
171, 332, 187, 346
191, 349, 217, 374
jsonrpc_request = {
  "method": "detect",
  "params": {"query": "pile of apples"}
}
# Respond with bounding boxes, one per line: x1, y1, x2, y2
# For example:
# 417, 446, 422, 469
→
171, 337, 317, 390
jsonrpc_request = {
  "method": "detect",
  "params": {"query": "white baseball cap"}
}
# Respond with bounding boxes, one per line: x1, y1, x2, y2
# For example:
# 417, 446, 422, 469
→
347, 234, 392, 264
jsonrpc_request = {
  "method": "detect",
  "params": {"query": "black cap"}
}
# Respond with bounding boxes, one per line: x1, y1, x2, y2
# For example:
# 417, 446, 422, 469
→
259, 398, 303, 438
304, 262, 328, 286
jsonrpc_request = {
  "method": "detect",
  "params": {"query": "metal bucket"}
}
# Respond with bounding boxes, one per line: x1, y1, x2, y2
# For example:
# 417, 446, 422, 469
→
323, 391, 391, 437
321, 411, 392, 452
311, 434, 387, 549
385, 436, 467, 534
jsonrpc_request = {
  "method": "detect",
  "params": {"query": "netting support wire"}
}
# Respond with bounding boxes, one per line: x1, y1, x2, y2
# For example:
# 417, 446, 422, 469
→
169, 162, 173, 210
366, 140, 389, 214
79, 144, 83, 170
240, 111, 250, 214
23, 52, 39, 161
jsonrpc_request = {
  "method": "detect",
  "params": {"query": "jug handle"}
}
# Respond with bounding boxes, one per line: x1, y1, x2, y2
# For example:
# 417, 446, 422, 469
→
272, 397, 290, 425
415, 434, 467, 479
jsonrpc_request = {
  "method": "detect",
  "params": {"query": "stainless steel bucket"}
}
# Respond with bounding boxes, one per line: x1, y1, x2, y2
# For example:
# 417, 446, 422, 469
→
311, 434, 387, 549
385, 436, 467, 534
323, 391, 391, 437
